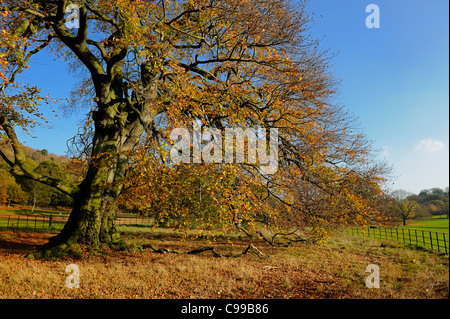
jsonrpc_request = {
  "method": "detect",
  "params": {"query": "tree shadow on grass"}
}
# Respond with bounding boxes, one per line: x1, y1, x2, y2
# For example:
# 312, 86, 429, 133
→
0, 239, 40, 254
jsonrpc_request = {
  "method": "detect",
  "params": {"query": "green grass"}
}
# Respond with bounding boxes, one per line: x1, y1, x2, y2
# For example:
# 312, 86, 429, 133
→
343, 218, 450, 254
401, 218, 449, 233
0, 208, 68, 231
0, 208, 69, 217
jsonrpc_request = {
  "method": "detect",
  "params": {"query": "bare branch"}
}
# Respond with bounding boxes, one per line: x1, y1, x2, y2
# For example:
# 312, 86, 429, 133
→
143, 243, 266, 258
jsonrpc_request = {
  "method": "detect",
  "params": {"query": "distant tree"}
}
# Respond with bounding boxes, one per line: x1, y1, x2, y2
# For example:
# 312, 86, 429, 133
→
390, 190, 416, 225
1, 141, 84, 209
6, 180, 28, 206
415, 187, 449, 218
419, 189, 432, 198
1, 167, 29, 206
444, 188, 449, 218
19, 159, 73, 210
0, 169, 11, 205
413, 203, 430, 219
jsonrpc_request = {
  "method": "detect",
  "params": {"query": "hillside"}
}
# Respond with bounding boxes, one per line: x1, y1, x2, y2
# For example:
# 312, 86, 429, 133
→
0, 139, 84, 208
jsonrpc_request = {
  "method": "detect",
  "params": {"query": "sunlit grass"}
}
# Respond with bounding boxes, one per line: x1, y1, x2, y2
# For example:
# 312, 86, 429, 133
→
401, 218, 449, 234
0, 228, 448, 299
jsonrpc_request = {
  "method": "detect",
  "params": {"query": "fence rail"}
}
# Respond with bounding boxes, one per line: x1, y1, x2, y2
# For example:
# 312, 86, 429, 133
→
0, 214, 154, 230
2, 215, 448, 254
0, 214, 68, 230
342, 226, 449, 255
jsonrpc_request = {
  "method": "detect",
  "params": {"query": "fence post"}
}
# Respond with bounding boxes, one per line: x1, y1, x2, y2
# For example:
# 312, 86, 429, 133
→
429, 232, 433, 250
414, 230, 418, 246
443, 233, 448, 255
422, 230, 425, 246
7, 216, 10, 228
408, 229, 411, 245
396, 228, 399, 241
436, 232, 440, 253
49, 214, 53, 229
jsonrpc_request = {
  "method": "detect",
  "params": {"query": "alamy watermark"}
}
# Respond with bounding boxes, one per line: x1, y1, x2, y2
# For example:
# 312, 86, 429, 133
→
366, 4, 380, 29
64, 3, 80, 30
169, 122, 279, 175
365, 264, 380, 288
65, 264, 80, 289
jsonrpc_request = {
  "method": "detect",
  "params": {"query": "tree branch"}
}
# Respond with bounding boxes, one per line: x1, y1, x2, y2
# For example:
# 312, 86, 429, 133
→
0, 6, 47, 19
0, 148, 14, 167
179, 63, 219, 81
1, 34, 54, 92
84, 0, 121, 30
142, 243, 266, 258
51, 2, 106, 79
86, 39, 110, 61
0, 116, 79, 197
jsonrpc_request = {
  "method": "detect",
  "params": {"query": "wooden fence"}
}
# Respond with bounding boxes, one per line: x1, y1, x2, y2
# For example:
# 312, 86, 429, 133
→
0, 214, 154, 230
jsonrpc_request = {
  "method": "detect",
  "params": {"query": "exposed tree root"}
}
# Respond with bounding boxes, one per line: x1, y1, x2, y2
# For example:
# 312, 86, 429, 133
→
234, 224, 307, 247
24, 242, 84, 259
23, 234, 267, 259
24, 234, 117, 259
258, 229, 307, 247
142, 243, 266, 258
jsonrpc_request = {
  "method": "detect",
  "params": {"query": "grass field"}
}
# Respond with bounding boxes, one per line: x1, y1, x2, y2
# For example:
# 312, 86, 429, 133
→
0, 207, 69, 229
0, 228, 448, 299
0, 205, 70, 215
0, 208, 67, 231
343, 218, 449, 254
401, 218, 449, 233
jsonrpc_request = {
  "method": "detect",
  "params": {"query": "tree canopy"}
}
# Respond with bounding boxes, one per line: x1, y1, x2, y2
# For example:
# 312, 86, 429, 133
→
1, 0, 391, 255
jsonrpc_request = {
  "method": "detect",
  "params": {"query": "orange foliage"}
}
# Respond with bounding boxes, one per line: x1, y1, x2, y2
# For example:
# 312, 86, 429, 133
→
1, 0, 391, 243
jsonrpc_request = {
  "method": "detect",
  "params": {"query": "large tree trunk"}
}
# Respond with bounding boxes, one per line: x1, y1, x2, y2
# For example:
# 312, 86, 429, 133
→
40, 131, 140, 255
42, 150, 122, 253
46, 163, 112, 247
0, 2, 162, 258
36, 60, 159, 257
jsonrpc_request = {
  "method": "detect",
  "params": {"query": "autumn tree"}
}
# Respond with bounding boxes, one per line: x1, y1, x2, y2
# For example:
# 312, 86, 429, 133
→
390, 190, 417, 226
411, 188, 449, 219
0, 0, 389, 255
18, 159, 74, 210
0, 168, 28, 206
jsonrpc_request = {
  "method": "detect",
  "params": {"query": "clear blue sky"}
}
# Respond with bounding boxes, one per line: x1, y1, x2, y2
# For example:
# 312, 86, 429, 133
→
15, 0, 449, 194
306, 0, 449, 194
